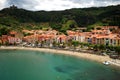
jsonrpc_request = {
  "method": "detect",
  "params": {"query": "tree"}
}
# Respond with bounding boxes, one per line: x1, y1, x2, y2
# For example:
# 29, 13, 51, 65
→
35, 41, 39, 47
107, 45, 114, 51
99, 44, 106, 51
0, 27, 10, 36
79, 42, 84, 48
52, 40, 57, 48
114, 46, 120, 56
71, 40, 79, 50
87, 44, 94, 50
67, 39, 72, 48
93, 44, 99, 51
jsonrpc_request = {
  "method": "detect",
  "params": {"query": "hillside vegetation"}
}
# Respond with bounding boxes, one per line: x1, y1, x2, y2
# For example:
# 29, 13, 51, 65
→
0, 5, 120, 33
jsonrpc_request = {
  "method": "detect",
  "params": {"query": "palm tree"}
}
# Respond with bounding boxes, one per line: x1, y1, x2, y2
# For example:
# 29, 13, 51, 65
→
67, 39, 72, 49
52, 40, 57, 48
93, 44, 99, 51
71, 40, 79, 51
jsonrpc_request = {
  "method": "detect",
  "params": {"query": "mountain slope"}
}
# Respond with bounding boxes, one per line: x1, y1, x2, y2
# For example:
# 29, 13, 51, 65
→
0, 5, 120, 31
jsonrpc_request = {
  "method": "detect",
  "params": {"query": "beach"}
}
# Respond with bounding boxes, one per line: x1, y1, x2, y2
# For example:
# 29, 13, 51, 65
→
0, 46, 120, 67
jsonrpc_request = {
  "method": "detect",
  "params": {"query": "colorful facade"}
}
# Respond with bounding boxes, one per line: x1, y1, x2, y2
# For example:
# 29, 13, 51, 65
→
0, 26, 120, 46
67, 26, 120, 46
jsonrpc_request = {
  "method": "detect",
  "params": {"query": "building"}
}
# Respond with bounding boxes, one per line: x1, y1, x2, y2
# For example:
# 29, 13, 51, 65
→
8, 36, 22, 44
1, 35, 8, 45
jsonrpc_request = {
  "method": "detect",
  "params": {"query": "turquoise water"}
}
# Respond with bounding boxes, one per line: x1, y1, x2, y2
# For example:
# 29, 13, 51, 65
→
0, 50, 120, 80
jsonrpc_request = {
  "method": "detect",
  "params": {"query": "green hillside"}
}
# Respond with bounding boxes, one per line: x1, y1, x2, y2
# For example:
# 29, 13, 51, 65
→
0, 5, 120, 32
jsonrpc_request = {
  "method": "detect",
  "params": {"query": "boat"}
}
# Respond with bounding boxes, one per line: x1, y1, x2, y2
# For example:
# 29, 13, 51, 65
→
103, 61, 110, 65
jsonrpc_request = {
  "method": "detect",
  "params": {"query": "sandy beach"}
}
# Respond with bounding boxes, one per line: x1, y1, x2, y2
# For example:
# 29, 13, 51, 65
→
0, 46, 120, 67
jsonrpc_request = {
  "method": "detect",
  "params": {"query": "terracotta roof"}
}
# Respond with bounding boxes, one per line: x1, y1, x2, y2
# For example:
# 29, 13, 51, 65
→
9, 31, 17, 35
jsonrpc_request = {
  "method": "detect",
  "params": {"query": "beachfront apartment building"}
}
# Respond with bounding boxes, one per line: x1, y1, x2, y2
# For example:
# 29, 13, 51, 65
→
23, 34, 67, 46
1, 26, 120, 47
67, 26, 120, 46
1, 35, 8, 44
87, 26, 120, 46
1, 35, 22, 45
67, 30, 87, 43
22, 30, 68, 47
56, 34, 67, 43
0, 31, 23, 45
8, 36, 22, 44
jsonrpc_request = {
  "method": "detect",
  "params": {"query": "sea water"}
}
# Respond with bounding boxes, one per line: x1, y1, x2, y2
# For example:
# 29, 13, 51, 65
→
0, 49, 120, 80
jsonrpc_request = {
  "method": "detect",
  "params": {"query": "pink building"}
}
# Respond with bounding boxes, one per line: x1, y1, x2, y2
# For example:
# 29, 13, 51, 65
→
8, 36, 22, 44
56, 35, 67, 43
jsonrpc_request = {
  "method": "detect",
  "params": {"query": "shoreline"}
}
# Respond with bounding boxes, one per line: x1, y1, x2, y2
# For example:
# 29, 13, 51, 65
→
0, 46, 120, 68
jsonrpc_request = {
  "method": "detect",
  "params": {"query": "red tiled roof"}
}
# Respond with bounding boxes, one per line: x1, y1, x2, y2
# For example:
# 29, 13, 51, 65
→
9, 31, 17, 35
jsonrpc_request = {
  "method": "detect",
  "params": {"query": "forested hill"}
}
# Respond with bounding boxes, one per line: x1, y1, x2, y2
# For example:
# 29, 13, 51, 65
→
0, 5, 120, 32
